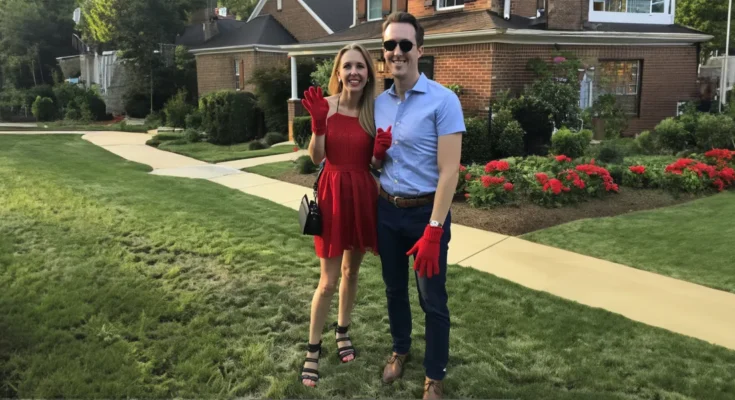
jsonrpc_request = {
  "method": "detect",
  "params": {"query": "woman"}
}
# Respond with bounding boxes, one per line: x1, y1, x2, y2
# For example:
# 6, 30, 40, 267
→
299, 43, 392, 387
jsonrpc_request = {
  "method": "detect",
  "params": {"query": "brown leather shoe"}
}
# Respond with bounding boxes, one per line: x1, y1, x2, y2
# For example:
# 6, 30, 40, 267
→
381, 352, 408, 384
423, 377, 443, 400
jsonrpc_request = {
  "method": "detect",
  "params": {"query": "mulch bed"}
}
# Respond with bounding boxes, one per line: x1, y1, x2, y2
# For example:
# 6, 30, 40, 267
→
274, 170, 700, 236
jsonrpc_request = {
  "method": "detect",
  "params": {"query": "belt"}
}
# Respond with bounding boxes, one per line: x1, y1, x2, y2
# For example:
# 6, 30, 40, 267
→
380, 187, 435, 208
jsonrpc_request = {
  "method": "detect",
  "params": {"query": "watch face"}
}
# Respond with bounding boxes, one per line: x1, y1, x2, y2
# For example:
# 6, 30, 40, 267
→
430, 221, 440, 227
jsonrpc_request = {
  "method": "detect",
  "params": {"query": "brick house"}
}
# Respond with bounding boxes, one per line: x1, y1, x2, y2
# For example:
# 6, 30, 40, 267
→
280, 0, 712, 138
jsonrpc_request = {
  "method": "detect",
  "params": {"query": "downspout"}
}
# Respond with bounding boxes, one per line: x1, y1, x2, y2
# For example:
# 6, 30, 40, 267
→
504, 0, 511, 20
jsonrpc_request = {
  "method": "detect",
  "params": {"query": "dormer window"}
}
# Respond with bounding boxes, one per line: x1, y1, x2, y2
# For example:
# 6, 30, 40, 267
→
589, 0, 674, 25
437, 0, 465, 11
367, 0, 382, 21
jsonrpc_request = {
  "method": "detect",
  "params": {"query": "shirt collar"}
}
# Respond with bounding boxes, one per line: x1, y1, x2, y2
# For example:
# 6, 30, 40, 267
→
388, 73, 428, 97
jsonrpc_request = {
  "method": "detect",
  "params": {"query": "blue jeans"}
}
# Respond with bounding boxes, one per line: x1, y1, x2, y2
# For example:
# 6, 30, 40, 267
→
377, 196, 451, 381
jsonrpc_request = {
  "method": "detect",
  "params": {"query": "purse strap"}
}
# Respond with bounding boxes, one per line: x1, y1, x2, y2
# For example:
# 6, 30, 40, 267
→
313, 161, 324, 201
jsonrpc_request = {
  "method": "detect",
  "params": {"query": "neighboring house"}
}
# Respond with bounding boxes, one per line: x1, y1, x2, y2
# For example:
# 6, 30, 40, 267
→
279, 0, 712, 138
179, 0, 353, 111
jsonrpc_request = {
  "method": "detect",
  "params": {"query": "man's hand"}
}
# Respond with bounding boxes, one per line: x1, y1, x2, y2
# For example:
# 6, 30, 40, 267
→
406, 225, 443, 278
301, 86, 329, 136
373, 126, 392, 160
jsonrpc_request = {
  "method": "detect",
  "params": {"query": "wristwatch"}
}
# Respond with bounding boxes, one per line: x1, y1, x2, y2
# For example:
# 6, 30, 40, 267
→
429, 220, 443, 228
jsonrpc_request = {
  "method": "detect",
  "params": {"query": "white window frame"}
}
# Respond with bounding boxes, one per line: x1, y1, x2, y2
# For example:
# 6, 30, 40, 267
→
277, 0, 282, 11
588, 0, 675, 25
367, 0, 382, 21
596, 60, 643, 116
234, 60, 241, 91
437, 0, 465, 11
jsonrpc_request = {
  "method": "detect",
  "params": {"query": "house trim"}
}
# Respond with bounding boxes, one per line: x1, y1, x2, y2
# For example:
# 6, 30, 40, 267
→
247, 0, 333, 34
588, 0, 676, 25
191, 44, 289, 55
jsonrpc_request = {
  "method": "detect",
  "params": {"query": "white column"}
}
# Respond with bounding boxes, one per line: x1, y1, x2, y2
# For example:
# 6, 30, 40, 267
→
721, 0, 732, 110
290, 56, 299, 100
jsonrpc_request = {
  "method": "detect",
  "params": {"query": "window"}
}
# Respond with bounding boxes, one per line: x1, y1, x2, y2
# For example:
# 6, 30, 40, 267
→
234, 60, 240, 90
277, 0, 282, 11
590, 0, 674, 24
596, 60, 642, 116
367, 0, 382, 21
437, 0, 464, 10
419, 56, 434, 80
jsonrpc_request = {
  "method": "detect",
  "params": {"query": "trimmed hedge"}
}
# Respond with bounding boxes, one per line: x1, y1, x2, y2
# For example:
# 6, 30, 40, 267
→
550, 128, 592, 159
199, 90, 265, 145
461, 117, 493, 165
31, 96, 56, 122
293, 116, 312, 149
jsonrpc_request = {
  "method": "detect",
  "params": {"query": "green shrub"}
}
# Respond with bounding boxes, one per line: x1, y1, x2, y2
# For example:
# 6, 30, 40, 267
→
655, 118, 690, 153
125, 93, 150, 118
597, 142, 625, 164
550, 128, 592, 159
496, 120, 526, 158
184, 129, 201, 143
145, 111, 164, 129
86, 93, 108, 121
295, 155, 316, 174
634, 130, 661, 155
264, 132, 287, 146
146, 138, 161, 147
591, 93, 628, 138
293, 116, 312, 149
249, 61, 315, 133
310, 58, 334, 94
695, 113, 735, 150
248, 140, 268, 150
31, 96, 56, 122
163, 89, 193, 128
461, 117, 492, 165
199, 90, 265, 145
511, 95, 554, 156
153, 132, 184, 141
185, 110, 202, 130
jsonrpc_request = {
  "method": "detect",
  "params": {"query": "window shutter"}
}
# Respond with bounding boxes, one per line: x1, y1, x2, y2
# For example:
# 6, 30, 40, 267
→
358, 0, 367, 19
239, 60, 245, 90
382, 0, 391, 15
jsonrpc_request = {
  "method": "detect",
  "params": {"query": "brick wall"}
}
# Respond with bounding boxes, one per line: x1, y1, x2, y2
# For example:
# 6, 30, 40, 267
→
196, 51, 288, 96
547, 0, 584, 30
407, 0, 492, 19
260, 0, 329, 41
513, 0, 539, 17
490, 43, 699, 135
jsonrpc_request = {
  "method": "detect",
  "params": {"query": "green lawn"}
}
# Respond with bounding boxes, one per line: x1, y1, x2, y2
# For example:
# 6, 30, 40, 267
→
523, 191, 735, 293
2, 135, 735, 399
157, 141, 296, 163
0, 121, 149, 133
243, 160, 298, 177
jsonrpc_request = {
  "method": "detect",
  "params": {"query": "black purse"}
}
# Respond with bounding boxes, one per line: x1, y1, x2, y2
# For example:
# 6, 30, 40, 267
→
298, 162, 324, 236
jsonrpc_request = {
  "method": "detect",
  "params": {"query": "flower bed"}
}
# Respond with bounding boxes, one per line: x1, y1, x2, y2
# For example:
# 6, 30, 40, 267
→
459, 155, 619, 208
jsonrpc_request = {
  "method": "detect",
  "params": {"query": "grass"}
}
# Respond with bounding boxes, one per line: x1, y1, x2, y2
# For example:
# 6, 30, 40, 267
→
156, 140, 296, 163
0, 121, 149, 133
523, 190, 735, 293
243, 161, 299, 177
1, 135, 735, 399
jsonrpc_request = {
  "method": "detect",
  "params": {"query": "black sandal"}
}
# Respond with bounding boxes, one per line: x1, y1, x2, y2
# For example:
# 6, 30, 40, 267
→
335, 324, 356, 363
300, 341, 322, 386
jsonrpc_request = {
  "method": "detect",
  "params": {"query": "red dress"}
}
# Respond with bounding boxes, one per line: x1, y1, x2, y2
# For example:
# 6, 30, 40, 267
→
314, 112, 378, 258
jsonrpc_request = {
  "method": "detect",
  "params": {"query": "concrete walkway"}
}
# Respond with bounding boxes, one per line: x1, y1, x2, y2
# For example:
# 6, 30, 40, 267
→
6, 130, 735, 351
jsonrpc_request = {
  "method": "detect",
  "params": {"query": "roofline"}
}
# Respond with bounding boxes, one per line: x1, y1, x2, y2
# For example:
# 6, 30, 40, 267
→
247, 0, 333, 35
282, 28, 714, 56
190, 44, 289, 55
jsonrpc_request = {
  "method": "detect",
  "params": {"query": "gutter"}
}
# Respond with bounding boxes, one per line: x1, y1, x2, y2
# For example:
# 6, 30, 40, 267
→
503, 0, 511, 20
190, 44, 288, 55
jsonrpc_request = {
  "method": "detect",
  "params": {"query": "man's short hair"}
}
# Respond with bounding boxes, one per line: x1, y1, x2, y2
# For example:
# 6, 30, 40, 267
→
382, 12, 424, 48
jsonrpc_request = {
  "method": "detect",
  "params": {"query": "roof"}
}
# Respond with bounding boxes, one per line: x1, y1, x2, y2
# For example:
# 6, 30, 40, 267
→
176, 19, 246, 47
581, 21, 706, 35
301, 0, 353, 33
180, 15, 297, 51
304, 10, 531, 44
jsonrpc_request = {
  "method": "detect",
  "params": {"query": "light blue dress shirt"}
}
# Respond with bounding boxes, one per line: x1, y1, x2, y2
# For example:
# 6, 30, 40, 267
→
375, 73, 466, 197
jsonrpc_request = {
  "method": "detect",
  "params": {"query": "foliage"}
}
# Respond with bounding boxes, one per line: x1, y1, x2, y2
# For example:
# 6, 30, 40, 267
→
264, 132, 287, 146
185, 110, 203, 130
218, 0, 259, 19
510, 95, 555, 156
295, 154, 317, 174
694, 113, 735, 151
250, 61, 315, 133
184, 129, 201, 143
597, 142, 626, 165
461, 117, 493, 165
31, 96, 56, 121
655, 117, 690, 154
634, 130, 662, 155
550, 128, 592, 159
444, 84, 463, 96
293, 116, 312, 149
591, 93, 628, 139
676, 0, 734, 63
163, 89, 193, 128
80, 0, 117, 44
525, 54, 583, 130
495, 120, 526, 158
310, 58, 334, 94
247, 140, 268, 151
199, 90, 264, 145
145, 111, 164, 129
464, 160, 517, 208
124, 93, 151, 119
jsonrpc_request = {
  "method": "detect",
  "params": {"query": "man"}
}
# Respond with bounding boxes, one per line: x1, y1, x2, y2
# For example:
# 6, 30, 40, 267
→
373, 11, 465, 400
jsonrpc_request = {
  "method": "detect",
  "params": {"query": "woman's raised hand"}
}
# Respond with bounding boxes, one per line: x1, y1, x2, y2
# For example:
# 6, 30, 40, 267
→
301, 86, 329, 136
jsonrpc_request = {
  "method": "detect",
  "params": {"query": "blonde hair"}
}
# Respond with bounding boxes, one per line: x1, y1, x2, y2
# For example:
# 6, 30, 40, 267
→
327, 43, 376, 137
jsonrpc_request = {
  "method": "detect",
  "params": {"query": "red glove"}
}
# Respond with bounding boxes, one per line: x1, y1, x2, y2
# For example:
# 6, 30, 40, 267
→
301, 86, 329, 136
373, 126, 392, 160
406, 225, 443, 279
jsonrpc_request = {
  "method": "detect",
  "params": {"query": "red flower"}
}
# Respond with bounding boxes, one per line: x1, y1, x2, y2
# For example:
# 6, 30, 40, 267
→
459, 165, 467, 172
481, 175, 492, 187
665, 158, 695, 174
573, 179, 586, 189
293, 146, 300, 152
629, 165, 646, 175
535, 172, 549, 185
503, 182, 514, 192
465, 173, 472, 180
719, 167, 735, 184
705, 149, 733, 161
544, 178, 563, 195
485, 160, 510, 173
713, 179, 725, 192
555, 155, 571, 163
464, 193, 471, 199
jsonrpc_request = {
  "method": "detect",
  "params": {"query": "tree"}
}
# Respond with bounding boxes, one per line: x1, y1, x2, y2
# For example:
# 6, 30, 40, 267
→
218, 0, 258, 19
677, 0, 734, 62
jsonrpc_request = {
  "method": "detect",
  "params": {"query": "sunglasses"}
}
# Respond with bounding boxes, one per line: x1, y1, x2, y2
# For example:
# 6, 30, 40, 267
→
383, 39, 414, 53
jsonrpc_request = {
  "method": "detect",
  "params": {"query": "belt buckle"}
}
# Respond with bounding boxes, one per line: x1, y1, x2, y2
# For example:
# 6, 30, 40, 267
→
392, 195, 401, 206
